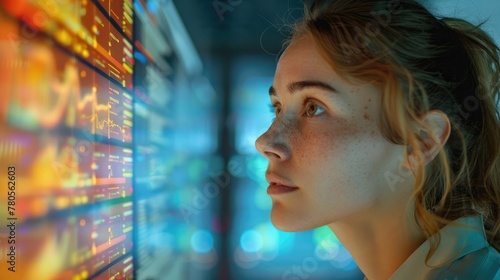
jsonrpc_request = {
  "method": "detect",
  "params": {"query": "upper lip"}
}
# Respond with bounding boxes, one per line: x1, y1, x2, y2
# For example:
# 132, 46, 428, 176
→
265, 172, 298, 188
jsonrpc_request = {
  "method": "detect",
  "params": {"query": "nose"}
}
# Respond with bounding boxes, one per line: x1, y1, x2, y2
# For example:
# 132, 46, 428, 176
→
254, 123, 291, 161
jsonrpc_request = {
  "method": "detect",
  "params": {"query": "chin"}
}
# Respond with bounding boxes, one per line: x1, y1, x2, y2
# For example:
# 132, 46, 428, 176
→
270, 206, 318, 232
270, 219, 302, 232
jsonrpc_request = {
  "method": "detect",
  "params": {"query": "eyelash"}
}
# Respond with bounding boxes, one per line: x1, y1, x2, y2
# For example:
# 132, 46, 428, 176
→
268, 103, 277, 114
268, 98, 325, 118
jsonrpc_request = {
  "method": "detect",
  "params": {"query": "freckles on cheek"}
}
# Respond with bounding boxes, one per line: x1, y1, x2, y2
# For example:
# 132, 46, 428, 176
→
362, 106, 381, 139
292, 131, 319, 165
295, 118, 356, 166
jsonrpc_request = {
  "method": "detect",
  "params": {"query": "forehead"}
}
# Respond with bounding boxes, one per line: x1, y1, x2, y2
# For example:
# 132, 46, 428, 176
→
274, 35, 340, 86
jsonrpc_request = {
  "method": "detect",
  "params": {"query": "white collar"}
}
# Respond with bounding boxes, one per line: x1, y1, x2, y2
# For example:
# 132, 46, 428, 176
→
389, 215, 487, 279
363, 215, 488, 280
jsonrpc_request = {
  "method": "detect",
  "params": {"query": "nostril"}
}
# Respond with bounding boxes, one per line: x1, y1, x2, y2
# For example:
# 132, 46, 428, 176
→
264, 151, 282, 160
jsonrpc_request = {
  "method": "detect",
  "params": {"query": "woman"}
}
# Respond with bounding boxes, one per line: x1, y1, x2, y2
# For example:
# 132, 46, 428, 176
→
255, 0, 500, 279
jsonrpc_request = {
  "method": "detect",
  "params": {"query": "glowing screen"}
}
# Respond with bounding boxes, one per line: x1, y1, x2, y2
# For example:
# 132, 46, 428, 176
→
0, 0, 135, 279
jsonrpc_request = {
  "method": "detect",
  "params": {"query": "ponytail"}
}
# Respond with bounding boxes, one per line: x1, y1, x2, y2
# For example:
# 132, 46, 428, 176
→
440, 17, 500, 251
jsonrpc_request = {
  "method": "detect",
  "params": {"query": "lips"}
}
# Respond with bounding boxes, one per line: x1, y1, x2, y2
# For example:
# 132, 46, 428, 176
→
265, 172, 298, 195
267, 183, 299, 195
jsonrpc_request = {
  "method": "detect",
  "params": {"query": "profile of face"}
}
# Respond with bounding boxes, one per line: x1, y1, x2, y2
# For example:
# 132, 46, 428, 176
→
255, 34, 413, 231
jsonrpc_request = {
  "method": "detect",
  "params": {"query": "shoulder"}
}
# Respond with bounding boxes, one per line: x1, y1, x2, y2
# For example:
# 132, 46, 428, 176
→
427, 246, 500, 280
389, 216, 500, 280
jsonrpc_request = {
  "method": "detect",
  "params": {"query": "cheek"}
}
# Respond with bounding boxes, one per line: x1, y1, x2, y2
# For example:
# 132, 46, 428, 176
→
292, 112, 387, 187
292, 117, 361, 166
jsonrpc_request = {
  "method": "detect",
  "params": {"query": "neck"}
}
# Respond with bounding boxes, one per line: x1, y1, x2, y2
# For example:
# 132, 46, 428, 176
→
328, 201, 426, 280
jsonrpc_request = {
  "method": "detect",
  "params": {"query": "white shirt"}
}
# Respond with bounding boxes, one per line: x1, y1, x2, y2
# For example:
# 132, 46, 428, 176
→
364, 215, 500, 280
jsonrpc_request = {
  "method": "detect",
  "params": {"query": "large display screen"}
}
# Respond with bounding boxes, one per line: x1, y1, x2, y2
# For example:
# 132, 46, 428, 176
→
0, 0, 219, 278
0, 0, 135, 279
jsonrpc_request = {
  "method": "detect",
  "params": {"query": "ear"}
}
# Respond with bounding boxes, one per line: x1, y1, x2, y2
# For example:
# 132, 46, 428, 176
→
404, 110, 451, 169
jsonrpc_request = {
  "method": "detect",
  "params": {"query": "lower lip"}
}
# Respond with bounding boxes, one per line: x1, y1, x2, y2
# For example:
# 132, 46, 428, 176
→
267, 183, 299, 195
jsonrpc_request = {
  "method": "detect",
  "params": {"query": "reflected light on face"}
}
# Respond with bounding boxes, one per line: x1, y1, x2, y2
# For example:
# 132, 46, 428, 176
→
255, 34, 411, 231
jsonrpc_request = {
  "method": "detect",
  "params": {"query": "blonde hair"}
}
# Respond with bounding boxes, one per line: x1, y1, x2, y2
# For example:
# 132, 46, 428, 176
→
288, 0, 500, 261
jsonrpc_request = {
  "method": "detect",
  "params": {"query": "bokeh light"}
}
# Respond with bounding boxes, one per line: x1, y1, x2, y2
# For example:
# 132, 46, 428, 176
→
191, 230, 214, 253
240, 230, 263, 253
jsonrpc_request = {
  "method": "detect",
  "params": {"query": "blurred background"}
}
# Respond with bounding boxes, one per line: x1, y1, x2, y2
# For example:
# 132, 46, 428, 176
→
0, 0, 498, 279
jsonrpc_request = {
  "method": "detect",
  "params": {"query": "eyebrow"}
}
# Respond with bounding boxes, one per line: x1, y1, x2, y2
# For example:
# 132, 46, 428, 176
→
268, 80, 337, 96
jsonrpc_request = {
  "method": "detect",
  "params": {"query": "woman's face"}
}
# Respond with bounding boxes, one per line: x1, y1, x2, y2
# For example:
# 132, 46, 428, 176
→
255, 34, 411, 231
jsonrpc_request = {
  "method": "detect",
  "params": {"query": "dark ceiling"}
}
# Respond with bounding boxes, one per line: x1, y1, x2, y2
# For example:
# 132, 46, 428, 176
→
173, 0, 305, 56
172, 0, 439, 57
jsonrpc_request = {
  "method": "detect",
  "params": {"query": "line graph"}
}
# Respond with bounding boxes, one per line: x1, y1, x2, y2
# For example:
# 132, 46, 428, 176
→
83, 110, 127, 140
73, 62, 133, 143
4, 39, 133, 143
80, 90, 129, 142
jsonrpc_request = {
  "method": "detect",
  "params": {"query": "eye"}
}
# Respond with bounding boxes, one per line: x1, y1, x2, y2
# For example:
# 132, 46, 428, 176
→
305, 99, 325, 117
268, 103, 281, 116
